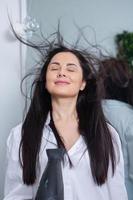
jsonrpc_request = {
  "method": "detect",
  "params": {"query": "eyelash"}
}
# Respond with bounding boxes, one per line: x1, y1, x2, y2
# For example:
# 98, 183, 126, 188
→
67, 68, 75, 72
50, 66, 76, 72
50, 67, 59, 70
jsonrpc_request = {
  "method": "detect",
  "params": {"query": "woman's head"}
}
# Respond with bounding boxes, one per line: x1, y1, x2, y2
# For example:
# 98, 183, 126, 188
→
36, 45, 96, 105
46, 51, 86, 98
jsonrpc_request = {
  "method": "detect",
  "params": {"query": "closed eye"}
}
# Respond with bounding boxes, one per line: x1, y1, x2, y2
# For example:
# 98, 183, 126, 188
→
67, 66, 77, 72
49, 65, 59, 70
51, 67, 59, 70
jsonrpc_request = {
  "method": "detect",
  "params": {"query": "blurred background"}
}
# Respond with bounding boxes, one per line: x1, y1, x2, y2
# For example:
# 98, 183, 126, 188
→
0, 0, 133, 199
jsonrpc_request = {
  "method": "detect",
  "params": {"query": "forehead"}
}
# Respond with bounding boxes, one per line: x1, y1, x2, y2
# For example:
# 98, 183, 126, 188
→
50, 52, 80, 65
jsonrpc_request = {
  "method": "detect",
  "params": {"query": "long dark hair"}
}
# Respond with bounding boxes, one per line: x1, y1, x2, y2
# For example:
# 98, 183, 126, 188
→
100, 57, 133, 106
16, 30, 116, 186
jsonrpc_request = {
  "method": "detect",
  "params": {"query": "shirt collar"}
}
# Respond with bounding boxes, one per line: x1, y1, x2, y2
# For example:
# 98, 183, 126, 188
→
42, 112, 87, 167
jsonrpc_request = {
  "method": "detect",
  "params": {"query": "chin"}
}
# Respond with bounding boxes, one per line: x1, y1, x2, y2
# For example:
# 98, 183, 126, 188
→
51, 92, 78, 98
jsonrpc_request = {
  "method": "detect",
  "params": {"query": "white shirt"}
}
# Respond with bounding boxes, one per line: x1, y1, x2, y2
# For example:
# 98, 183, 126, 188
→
3, 115, 128, 200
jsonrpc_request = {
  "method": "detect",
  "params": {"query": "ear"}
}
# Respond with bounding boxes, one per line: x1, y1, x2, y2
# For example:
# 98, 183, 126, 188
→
80, 80, 86, 91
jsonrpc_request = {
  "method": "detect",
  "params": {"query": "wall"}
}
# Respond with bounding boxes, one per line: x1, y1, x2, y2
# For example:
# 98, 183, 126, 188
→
27, 0, 133, 62
0, 0, 24, 198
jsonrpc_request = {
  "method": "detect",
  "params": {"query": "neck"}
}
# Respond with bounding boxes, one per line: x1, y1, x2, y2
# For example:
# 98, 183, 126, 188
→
51, 96, 78, 121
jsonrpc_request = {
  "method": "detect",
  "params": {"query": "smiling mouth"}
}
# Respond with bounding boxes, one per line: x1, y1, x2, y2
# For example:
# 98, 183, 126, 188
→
55, 81, 70, 85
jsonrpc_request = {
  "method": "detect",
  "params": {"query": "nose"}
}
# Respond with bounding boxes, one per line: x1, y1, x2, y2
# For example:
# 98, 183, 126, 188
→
57, 68, 66, 78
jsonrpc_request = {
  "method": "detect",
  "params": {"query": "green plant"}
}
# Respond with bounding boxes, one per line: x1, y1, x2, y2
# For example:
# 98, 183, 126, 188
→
115, 31, 133, 71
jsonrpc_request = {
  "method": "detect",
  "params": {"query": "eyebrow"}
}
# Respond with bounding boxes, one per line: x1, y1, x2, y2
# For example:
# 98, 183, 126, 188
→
50, 62, 78, 67
67, 63, 78, 67
50, 62, 60, 65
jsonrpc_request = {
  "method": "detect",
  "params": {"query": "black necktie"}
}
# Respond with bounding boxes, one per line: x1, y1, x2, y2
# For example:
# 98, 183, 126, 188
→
35, 148, 65, 200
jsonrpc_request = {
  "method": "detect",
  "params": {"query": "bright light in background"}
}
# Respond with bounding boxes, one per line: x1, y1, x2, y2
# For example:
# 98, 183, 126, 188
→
13, 15, 39, 38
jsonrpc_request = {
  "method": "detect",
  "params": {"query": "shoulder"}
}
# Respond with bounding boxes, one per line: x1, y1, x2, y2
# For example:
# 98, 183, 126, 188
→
7, 123, 22, 143
102, 99, 133, 114
107, 123, 120, 142
102, 100, 133, 131
6, 123, 22, 159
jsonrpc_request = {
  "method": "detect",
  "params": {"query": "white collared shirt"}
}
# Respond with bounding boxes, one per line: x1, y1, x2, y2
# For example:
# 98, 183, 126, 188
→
3, 115, 128, 200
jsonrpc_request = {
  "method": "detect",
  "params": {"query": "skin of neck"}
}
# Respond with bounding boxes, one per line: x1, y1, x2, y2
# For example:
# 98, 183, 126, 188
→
51, 96, 78, 122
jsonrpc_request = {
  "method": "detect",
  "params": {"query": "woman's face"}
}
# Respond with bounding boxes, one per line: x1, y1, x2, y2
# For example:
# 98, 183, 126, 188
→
45, 52, 86, 98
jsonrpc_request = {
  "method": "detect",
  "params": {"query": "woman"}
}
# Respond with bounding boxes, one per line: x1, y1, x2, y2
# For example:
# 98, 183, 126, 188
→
100, 57, 133, 200
4, 33, 128, 200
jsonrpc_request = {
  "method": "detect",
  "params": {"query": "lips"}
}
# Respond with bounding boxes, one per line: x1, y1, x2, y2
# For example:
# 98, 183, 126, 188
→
55, 80, 70, 84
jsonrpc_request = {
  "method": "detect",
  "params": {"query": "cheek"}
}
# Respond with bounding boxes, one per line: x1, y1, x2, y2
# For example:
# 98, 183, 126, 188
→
75, 76, 86, 90
45, 72, 51, 89
45, 72, 55, 91
74, 74, 84, 85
